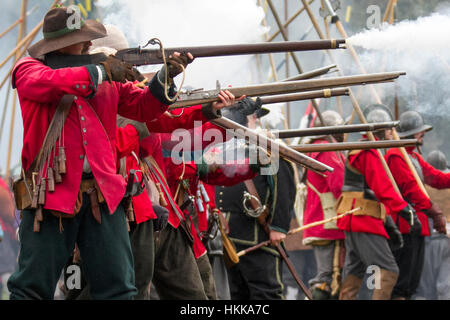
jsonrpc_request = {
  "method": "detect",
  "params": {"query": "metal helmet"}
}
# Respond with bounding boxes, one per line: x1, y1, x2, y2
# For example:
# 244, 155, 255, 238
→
426, 150, 448, 171
397, 110, 432, 138
363, 104, 394, 124
313, 110, 344, 128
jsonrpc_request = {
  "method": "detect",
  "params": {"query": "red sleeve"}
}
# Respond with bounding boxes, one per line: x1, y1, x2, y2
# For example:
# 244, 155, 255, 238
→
315, 151, 345, 199
200, 160, 258, 186
386, 152, 432, 212
350, 149, 407, 215
145, 105, 208, 132
415, 152, 450, 189
116, 125, 139, 160
13, 58, 95, 102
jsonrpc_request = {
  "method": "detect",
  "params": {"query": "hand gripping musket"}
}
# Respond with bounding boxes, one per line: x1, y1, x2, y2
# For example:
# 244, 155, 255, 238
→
210, 116, 334, 173
114, 40, 346, 66
290, 139, 418, 153
274, 121, 399, 139
168, 71, 406, 109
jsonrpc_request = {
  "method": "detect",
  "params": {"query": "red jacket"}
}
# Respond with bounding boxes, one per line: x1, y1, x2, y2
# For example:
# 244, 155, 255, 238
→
337, 149, 408, 238
303, 140, 345, 243
13, 57, 169, 215
116, 125, 157, 224
386, 147, 450, 236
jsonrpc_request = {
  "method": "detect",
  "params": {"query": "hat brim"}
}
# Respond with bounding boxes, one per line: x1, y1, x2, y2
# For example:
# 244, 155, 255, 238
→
396, 124, 433, 138
28, 19, 107, 59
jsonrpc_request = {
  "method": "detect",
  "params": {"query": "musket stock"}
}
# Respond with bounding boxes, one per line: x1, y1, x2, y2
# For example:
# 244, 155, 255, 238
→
115, 40, 346, 66
211, 117, 334, 173
169, 71, 406, 109
290, 139, 418, 153
275, 121, 399, 139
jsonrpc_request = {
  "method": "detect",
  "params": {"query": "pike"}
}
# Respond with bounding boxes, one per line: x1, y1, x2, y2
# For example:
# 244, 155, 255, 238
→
168, 71, 406, 109
290, 139, 418, 153
211, 116, 334, 173
274, 121, 399, 139
255, 87, 349, 106
114, 39, 346, 66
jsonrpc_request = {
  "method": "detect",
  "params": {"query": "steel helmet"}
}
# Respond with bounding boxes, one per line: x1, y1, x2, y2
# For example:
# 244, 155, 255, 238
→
426, 150, 448, 171
397, 110, 432, 138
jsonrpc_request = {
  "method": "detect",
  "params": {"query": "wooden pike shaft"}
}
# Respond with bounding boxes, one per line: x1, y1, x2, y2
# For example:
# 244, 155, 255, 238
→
288, 207, 361, 235
392, 129, 430, 198
267, 0, 315, 42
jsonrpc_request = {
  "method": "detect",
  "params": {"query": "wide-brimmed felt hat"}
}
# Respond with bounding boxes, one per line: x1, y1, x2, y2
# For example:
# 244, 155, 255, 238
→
28, 6, 107, 59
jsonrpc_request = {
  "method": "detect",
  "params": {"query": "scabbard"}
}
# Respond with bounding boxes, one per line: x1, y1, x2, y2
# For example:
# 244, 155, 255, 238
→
276, 243, 313, 300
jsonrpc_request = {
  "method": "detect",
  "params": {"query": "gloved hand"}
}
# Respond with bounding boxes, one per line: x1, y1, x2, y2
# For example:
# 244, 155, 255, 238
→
100, 55, 137, 83
235, 97, 263, 116
153, 204, 169, 232
166, 52, 194, 79
116, 116, 150, 140
384, 215, 404, 251
426, 202, 447, 234
398, 204, 422, 236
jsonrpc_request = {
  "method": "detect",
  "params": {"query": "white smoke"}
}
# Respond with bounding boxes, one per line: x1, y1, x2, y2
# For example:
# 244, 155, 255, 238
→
345, 10, 450, 115
97, 0, 269, 89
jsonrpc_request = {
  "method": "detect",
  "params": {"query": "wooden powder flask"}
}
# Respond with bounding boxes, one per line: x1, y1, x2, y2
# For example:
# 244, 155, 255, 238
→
47, 167, 55, 192
31, 173, 39, 209
53, 157, 62, 183
38, 178, 46, 206
58, 146, 66, 174
156, 182, 168, 206
35, 206, 44, 222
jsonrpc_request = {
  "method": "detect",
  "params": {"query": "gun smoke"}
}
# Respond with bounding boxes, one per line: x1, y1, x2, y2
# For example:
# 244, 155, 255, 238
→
345, 9, 450, 158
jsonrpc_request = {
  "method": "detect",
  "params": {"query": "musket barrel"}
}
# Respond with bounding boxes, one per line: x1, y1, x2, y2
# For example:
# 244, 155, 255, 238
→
290, 139, 418, 153
258, 87, 349, 105
116, 40, 346, 66
211, 117, 334, 173
275, 121, 399, 139
170, 71, 406, 109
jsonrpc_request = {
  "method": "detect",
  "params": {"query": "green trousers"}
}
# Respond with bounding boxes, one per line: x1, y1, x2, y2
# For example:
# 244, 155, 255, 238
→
8, 193, 137, 300
152, 224, 208, 300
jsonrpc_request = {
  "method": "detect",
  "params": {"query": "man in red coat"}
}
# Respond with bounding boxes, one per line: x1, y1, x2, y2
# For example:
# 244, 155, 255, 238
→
385, 110, 450, 300
8, 7, 192, 300
336, 104, 410, 300
302, 110, 346, 300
